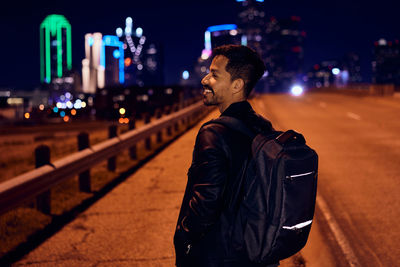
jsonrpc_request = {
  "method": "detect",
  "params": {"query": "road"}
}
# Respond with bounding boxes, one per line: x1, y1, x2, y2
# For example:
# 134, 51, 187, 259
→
251, 92, 400, 266
12, 92, 400, 266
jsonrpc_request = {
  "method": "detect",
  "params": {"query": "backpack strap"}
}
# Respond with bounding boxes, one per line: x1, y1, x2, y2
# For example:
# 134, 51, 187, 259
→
276, 130, 306, 145
204, 116, 256, 139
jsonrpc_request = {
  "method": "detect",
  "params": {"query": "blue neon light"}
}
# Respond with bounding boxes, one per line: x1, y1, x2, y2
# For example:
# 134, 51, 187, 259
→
205, 31, 211, 50
53, 107, 58, 113
88, 37, 94, 46
236, 0, 245, 2
113, 49, 121, 58
101, 35, 125, 84
60, 111, 66, 117
241, 35, 248, 46
207, 24, 237, 33
256, 0, 264, 2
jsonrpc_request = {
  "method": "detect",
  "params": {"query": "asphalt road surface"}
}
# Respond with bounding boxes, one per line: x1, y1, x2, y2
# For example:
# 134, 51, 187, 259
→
13, 92, 399, 266
251, 92, 400, 266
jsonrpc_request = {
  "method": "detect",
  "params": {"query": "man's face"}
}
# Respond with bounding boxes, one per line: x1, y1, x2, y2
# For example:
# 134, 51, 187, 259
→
201, 55, 234, 108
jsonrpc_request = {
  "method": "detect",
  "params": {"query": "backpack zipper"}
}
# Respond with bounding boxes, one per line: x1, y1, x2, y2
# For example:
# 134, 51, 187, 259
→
286, 171, 314, 180
282, 220, 313, 230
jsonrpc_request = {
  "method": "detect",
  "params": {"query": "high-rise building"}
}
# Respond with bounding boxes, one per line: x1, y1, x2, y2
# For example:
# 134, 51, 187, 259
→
40, 15, 72, 84
101, 35, 125, 87
263, 16, 305, 92
235, 0, 305, 92
82, 33, 125, 93
82, 33, 103, 94
206, 24, 242, 50
115, 17, 164, 86
236, 0, 267, 60
306, 60, 339, 88
372, 38, 400, 85
193, 0, 305, 92
342, 52, 362, 83
194, 24, 243, 84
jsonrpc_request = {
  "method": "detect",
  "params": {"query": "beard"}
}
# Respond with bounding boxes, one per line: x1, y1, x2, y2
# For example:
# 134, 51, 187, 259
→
202, 85, 218, 106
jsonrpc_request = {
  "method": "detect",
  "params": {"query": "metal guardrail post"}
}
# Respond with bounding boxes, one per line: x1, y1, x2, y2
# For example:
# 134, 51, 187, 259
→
144, 113, 152, 150
35, 145, 51, 214
77, 132, 91, 192
129, 118, 137, 160
108, 125, 117, 171
0, 101, 206, 216
165, 106, 172, 136
174, 104, 179, 131
155, 109, 162, 143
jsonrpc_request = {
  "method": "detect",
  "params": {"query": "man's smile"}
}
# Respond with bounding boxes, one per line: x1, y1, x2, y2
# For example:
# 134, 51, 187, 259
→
203, 86, 214, 95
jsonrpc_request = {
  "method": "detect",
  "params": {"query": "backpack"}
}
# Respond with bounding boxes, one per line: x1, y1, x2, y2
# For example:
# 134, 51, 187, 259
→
208, 116, 318, 264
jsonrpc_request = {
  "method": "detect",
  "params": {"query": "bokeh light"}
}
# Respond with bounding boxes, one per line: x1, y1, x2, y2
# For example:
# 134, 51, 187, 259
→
290, 85, 304, 96
182, 70, 189, 80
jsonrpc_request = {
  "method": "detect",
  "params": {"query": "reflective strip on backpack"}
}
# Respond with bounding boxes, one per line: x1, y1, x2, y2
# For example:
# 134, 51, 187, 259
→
286, 171, 314, 179
282, 220, 313, 230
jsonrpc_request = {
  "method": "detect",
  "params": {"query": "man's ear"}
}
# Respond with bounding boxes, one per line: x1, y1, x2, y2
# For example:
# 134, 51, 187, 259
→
232, 78, 245, 95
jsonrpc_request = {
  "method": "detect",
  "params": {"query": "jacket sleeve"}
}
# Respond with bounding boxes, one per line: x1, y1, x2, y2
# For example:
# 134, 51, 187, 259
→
182, 125, 229, 242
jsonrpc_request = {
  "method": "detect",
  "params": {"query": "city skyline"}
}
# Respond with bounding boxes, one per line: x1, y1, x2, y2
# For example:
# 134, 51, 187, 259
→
0, 0, 398, 90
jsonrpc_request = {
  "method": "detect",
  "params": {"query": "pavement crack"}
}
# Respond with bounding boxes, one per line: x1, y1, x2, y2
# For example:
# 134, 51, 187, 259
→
84, 211, 140, 216
94, 255, 174, 264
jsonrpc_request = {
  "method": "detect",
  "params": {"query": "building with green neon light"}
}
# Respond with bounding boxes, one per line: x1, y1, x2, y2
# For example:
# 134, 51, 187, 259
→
40, 14, 72, 84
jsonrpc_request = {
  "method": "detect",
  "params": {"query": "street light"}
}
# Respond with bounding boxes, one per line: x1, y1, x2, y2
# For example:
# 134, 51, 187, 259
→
291, 85, 304, 96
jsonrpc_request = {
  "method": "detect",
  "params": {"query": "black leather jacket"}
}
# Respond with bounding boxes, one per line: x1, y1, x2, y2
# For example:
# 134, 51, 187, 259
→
174, 101, 274, 267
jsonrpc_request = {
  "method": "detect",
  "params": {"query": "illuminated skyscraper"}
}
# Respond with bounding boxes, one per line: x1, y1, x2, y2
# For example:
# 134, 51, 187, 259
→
264, 16, 305, 92
195, 24, 242, 82
206, 24, 241, 50
82, 33, 103, 93
40, 15, 72, 84
236, 0, 267, 61
115, 17, 164, 86
372, 38, 400, 85
342, 52, 362, 83
101, 35, 125, 87
235, 0, 305, 92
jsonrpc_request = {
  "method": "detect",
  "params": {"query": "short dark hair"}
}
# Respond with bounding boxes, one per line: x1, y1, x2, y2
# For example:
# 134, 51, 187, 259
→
212, 45, 266, 97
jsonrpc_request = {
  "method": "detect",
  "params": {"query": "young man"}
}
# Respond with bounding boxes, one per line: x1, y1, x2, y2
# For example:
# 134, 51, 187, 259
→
174, 45, 277, 267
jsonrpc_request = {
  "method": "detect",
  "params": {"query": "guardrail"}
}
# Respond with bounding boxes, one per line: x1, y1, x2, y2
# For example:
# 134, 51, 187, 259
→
309, 84, 397, 96
0, 101, 207, 216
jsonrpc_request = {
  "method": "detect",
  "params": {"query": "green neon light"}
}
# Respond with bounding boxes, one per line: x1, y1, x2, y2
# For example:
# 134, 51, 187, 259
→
57, 24, 62, 77
46, 27, 50, 83
40, 14, 72, 83
40, 25, 43, 83
66, 24, 72, 70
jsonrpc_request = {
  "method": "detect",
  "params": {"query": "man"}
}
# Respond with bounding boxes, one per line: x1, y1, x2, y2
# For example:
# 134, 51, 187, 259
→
174, 45, 277, 267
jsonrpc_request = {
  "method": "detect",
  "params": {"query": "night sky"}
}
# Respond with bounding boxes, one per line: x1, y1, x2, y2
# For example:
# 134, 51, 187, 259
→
0, 0, 398, 90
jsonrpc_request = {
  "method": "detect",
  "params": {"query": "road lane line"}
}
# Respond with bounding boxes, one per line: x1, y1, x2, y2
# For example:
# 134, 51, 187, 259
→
317, 195, 361, 267
346, 112, 361, 121
319, 102, 327, 108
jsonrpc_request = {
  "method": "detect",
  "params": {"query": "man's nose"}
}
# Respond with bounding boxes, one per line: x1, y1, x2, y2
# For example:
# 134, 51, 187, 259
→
201, 74, 209, 85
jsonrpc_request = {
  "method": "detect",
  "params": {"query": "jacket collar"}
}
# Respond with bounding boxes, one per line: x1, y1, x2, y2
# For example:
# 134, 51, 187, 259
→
220, 101, 254, 119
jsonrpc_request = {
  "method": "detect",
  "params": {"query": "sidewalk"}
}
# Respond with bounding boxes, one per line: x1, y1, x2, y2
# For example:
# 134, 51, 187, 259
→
15, 111, 219, 267
15, 108, 335, 267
